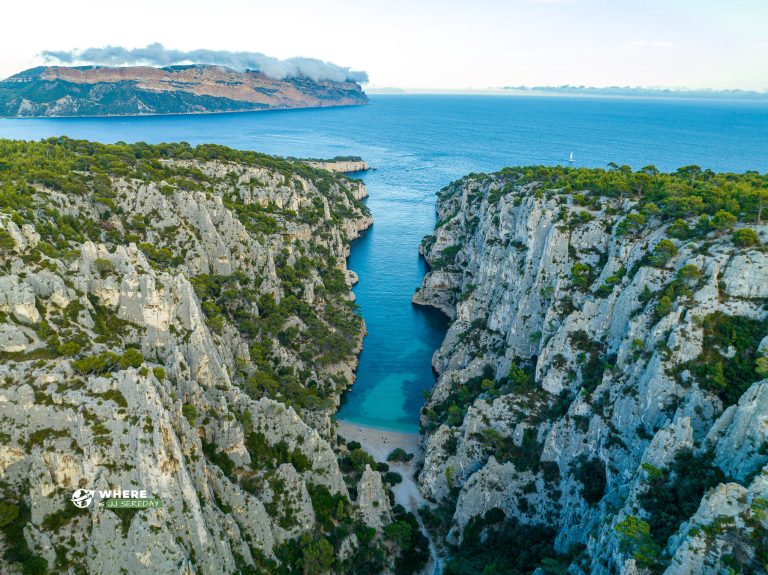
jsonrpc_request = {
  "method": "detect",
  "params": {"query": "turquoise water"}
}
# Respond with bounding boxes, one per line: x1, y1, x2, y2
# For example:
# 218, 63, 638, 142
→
1, 95, 767, 432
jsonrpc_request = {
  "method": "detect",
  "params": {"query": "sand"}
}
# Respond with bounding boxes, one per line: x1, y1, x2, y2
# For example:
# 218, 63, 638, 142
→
336, 420, 421, 462
336, 420, 429, 513
336, 420, 442, 574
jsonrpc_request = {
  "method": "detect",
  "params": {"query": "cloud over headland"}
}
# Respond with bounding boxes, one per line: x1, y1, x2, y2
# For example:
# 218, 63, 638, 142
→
40, 43, 369, 83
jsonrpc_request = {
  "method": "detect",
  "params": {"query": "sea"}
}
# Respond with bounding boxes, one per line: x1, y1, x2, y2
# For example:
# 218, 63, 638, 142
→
1, 94, 766, 432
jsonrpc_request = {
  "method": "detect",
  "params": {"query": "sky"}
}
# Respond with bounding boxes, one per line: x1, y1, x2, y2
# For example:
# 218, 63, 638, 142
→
1, 0, 766, 90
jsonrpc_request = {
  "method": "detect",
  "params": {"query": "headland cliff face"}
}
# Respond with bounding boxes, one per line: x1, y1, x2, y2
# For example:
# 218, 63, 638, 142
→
0, 65, 368, 117
414, 167, 768, 574
305, 159, 370, 174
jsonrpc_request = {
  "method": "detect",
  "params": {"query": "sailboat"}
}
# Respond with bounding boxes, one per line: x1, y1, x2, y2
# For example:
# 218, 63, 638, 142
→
568, 151, 575, 163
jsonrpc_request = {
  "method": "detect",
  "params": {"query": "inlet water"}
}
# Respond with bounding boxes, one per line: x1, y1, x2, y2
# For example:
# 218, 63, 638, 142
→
1, 94, 766, 432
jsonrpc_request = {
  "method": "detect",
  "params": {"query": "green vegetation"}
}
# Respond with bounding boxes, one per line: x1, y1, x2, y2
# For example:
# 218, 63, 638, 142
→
571, 262, 594, 291
572, 456, 606, 506
244, 431, 312, 473
386, 448, 414, 463
423, 364, 533, 431
648, 239, 678, 267
71, 349, 145, 376
485, 164, 767, 229
733, 228, 760, 247
1, 502, 48, 574
615, 515, 661, 571
638, 449, 725, 552
181, 404, 197, 425
389, 504, 430, 575
678, 312, 768, 406
445, 511, 565, 575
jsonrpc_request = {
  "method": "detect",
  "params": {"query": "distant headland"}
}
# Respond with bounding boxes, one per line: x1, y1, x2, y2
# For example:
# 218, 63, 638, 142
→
502, 84, 768, 100
0, 64, 369, 117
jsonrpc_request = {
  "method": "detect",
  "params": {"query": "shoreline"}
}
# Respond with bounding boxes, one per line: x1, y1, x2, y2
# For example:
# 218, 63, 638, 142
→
0, 101, 368, 120
336, 420, 430, 514
336, 419, 421, 463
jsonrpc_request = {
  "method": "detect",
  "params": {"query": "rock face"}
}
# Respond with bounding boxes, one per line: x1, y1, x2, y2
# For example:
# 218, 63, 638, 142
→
356, 465, 393, 530
0, 139, 397, 574
414, 169, 768, 574
0, 64, 368, 117
304, 160, 370, 174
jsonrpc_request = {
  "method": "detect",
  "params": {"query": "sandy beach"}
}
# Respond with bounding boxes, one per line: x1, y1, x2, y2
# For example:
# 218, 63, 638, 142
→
336, 420, 429, 513
336, 420, 421, 462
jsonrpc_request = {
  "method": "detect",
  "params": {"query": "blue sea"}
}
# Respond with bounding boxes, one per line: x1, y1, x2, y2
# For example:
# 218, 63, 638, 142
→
1, 95, 766, 432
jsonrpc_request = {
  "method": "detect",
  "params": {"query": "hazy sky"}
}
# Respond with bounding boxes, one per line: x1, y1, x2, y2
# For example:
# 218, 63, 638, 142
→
2, 0, 766, 90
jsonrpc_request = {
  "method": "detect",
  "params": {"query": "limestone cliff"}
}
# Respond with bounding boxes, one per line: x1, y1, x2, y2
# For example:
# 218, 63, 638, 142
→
0, 65, 368, 117
414, 167, 768, 574
304, 160, 370, 175
0, 138, 405, 574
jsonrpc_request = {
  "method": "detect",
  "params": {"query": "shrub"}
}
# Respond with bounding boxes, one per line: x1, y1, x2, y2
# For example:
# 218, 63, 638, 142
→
0, 502, 19, 528
649, 239, 678, 267
572, 456, 606, 506
711, 210, 737, 231
384, 520, 413, 549
301, 537, 335, 575
615, 515, 660, 569
384, 471, 403, 485
92, 258, 114, 277
347, 448, 375, 472
667, 219, 691, 239
0, 229, 15, 253
72, 354, 109, 375
307, 484, 346, 530
733, 228, 760, 247
571, 263, 593, 291
387, 448, 415, 463
677, 264, 701, 283
58, 341, 82, 356
445, 516, 562, 575
182, 404, 197, 425
118, 348, 144, 369
617, 212, 646, 236
655, 295, 673, 319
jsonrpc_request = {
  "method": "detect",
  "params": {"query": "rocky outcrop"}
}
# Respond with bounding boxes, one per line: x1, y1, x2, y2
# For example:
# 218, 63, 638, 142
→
414, 169, 768, 574
356, 465, 392, 529
304, 160, 370, 174
0, 64, 368, 117
0, 139, 392, 574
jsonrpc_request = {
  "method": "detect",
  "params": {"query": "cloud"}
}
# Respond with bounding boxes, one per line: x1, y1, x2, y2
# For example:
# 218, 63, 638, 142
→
632, 40, 673, 48
40, 43, 368, 83
754, 41, 768, 49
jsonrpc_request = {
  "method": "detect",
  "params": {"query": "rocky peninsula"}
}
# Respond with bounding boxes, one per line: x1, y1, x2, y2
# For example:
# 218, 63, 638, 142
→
304, 159, 370, 174
0, 65, 368, 117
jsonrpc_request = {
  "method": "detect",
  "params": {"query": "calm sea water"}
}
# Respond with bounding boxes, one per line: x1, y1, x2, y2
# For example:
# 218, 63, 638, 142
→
1, 95, 767, 432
